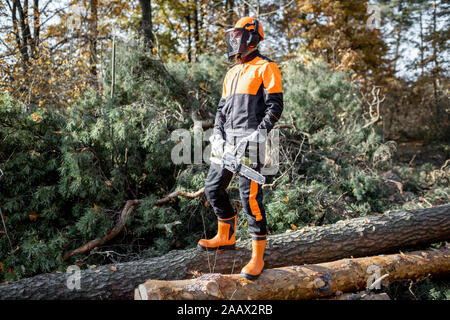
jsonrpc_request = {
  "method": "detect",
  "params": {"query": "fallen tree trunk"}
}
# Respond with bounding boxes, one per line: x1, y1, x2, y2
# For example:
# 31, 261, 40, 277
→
1, 203, 449, 300
135, 245, 450, 300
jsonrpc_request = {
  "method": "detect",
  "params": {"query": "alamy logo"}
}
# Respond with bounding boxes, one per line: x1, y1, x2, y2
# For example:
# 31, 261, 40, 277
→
367, 4, 381, 30
169, 127, 280, 176
66, 265, 81, 290
66, 5, 83, 31
366, 264, 389, 290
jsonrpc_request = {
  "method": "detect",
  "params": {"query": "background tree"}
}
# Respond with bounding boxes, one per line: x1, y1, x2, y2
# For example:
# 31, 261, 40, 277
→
138, 0, 154, 48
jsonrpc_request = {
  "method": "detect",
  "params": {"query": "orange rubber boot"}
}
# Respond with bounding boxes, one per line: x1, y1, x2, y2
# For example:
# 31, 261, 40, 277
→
241, 236, 267, 280
197, 215, 237, 250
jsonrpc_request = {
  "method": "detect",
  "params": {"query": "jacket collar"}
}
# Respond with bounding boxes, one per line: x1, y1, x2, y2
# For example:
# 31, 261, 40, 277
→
238, 49, 259, 64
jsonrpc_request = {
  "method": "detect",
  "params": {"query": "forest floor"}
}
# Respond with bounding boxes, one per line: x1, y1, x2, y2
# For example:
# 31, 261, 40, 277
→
380, 139, 449, 300
394, 140, 449, 167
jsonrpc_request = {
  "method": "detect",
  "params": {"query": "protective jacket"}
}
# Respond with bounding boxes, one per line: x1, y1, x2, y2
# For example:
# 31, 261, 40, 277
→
214, 50, 283, 145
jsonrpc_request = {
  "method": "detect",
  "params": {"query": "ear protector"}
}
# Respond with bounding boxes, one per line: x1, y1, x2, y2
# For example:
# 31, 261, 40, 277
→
246, 19, 260, 48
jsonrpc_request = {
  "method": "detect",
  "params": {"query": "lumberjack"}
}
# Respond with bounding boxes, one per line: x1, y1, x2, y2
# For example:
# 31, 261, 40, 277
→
198, 17, 284, 280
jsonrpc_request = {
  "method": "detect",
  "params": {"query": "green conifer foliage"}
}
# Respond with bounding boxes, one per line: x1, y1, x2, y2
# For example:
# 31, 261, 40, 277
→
0, 45, 446, 283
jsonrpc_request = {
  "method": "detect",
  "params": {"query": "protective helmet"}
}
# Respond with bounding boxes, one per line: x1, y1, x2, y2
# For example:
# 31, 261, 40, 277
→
225, 17, 264, 61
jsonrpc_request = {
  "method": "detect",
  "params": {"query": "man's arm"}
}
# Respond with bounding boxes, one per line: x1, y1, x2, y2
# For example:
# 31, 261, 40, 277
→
213, 74, 228, 138
257, 62, 283, 135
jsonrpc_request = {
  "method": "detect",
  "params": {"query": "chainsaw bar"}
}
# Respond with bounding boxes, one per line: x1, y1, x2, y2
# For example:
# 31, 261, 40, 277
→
219, 136, 266, 185
222, 151, 265, 185
239, 164, 266, 185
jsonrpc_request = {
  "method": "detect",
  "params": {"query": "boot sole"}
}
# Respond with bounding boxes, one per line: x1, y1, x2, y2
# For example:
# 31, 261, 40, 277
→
197, 243, 236, 251
241, 272, 260, 280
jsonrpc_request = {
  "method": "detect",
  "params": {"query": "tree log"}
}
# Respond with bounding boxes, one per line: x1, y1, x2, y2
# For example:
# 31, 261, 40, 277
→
135, 245, 450, 300
0, 204, 449, 300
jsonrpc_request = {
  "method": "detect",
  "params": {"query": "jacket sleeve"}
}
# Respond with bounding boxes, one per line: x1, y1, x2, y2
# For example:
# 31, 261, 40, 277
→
213, 74, 228, 138
257, 62, 283, 134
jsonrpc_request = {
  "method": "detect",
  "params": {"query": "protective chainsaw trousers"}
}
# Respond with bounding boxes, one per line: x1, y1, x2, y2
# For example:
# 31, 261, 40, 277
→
204, 162, 267, 236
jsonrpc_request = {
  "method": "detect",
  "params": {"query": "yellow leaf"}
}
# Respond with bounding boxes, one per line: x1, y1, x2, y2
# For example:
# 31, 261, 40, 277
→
32, 112, 41, 121
291, 224, 299, 230
94, 204, 98, 212
38, 101, 44, 107
284, 196, 290, 202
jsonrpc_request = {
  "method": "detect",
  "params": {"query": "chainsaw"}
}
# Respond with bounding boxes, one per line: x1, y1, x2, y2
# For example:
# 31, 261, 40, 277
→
215, 138, 266, 185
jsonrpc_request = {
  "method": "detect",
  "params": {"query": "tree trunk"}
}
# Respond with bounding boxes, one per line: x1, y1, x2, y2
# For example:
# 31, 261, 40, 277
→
431, 0, 440, 108
135, 245, 450, 300
89, 0, 98, 87
226, 0, 234, 27
32, 0, 40, 52
186, 14, 192, 63
13, 0, 32, 63
0, 204, 449, 300
139, 0, 154, 48
244, 3, 249, 16
392, 2, 403, 75
194, 3, 200, 59
419, 8, 425, 77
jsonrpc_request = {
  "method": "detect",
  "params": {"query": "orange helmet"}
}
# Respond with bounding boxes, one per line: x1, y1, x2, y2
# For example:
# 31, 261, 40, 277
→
225, 17, 264, 61
233, 17, 264, 41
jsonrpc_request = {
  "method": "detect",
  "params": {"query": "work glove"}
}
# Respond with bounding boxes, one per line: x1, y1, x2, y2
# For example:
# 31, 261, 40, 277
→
209, 133, 226, 159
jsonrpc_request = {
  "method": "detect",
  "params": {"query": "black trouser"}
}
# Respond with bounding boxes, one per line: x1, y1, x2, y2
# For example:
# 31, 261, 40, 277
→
204, 162, 267, 236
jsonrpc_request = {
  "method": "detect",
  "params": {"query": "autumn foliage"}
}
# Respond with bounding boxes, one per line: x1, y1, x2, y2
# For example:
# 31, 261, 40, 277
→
0, 0, 448, 299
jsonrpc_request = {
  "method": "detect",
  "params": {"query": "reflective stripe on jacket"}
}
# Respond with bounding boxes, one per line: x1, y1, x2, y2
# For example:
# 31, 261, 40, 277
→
213, 50, 283, 144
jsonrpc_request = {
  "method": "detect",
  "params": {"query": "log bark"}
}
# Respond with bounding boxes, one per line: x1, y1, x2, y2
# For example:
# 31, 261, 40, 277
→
1, 204, 449, 300
135, 245, 450, 300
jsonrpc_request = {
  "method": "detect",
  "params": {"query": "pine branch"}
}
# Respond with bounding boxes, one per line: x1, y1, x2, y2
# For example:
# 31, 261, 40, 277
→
62, 187, 205, 261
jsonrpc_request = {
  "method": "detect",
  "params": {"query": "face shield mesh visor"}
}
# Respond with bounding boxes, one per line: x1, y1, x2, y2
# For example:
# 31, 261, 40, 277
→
226, 28, 250, 59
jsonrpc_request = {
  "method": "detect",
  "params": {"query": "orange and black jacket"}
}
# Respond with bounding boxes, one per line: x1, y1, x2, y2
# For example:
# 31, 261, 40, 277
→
214, 50, 283, 142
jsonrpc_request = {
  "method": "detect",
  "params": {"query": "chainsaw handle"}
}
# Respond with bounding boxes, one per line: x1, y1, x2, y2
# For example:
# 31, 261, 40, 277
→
231, 138, 249, 158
